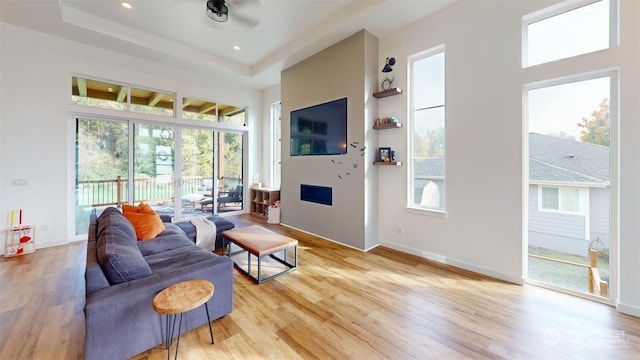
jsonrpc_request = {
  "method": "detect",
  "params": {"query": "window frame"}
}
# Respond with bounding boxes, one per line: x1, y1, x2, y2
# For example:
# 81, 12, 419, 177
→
407, 45, 446, 214
522, 0, 618, 68
71, 75, 249, 129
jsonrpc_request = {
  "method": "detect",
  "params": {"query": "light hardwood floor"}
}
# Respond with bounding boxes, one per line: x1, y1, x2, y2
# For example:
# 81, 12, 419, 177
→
1, 214, 639, 359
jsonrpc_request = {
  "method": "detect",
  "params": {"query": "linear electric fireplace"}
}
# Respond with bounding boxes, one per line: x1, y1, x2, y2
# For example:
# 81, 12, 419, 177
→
300, 184, 332, 206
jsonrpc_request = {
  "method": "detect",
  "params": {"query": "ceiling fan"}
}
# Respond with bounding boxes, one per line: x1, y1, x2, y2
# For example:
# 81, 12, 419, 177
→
206, 0, 228, 22
205, 0, 260, 27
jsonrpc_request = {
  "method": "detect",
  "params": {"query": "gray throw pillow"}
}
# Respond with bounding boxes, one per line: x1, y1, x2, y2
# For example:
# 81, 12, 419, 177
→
96, 208, 152, 284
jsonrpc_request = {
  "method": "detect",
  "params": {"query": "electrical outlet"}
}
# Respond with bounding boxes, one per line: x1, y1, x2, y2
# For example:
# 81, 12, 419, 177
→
12, 179, 29, 186
397, 225, 405, 235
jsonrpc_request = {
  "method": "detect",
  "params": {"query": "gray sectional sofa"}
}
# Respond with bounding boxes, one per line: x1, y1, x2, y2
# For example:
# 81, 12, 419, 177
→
84, 207, 234, 360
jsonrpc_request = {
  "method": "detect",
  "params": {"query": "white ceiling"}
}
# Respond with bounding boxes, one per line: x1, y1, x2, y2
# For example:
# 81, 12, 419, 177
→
0, 0, 457, 89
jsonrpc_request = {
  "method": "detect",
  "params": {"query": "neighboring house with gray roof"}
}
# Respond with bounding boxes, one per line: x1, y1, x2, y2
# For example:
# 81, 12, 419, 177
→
414, 133, 609, 255
528, 133, 609, 255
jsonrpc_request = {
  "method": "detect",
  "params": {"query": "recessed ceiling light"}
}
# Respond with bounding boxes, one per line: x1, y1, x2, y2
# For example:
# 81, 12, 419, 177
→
121, 2, 132, 9
108, 87, 113, 93
233, 45, 240, 50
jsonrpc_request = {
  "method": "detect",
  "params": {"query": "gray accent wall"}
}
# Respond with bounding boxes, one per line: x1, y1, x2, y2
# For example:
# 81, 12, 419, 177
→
280, 30, 379, 250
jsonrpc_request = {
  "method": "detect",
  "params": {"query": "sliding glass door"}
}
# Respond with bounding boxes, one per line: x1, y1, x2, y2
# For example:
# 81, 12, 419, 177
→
216, 131, 244, 213
75, 117, 245, 234
74, 118, 129, 235
132, 123, 176, 215
180, 128, 214, 216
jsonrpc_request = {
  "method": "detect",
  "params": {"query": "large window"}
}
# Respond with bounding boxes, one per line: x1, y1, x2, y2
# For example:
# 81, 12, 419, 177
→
523, 0, 614, 67
526, 73, 613, 299
409, 46, 445, 211
182, 97, 246, 125
72, 76, 174, 116
72, 76, 247, 125
72, 75, 249, 235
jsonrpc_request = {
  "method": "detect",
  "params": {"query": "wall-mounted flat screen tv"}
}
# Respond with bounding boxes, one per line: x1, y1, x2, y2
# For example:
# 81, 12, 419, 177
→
290, 97, 347, 156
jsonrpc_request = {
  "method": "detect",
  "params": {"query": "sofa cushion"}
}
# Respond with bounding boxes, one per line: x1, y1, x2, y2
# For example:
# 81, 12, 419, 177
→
97, 208, 152, 284
137, 233, 195, 257
98, 207, 135, 240
157, 223, 186, 237
144, 245, 228, 275
86, 239, 110, 293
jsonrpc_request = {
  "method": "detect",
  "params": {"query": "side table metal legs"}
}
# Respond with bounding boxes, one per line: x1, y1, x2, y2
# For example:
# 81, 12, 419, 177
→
204, 302, 214, 344
163, 303, 214, 359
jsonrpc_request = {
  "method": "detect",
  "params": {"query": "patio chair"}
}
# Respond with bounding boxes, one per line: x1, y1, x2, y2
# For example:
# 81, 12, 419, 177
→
200, 184, 243, 211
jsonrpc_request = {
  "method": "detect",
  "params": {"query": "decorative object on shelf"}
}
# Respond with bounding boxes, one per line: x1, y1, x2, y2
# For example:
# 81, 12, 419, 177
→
381, 57, 396, 90
373, 122, 402, 129
252, 174, 261, 189
390, 150, 396, 161
378, 147, 391, 162
374, 116, 399, 127
382, 78, 394, 91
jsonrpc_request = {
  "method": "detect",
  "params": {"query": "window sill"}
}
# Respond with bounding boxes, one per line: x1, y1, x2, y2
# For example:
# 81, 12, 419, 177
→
405, 206, 447, 219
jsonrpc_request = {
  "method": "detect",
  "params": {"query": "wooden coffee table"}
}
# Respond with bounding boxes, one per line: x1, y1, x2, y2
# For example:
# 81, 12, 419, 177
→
153, 279, 215, 359
222, 225, 298, 284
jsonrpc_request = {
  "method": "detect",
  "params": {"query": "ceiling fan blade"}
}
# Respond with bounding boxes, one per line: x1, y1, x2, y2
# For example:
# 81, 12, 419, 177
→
228, 0, 261, 9
233, 12, 260, 28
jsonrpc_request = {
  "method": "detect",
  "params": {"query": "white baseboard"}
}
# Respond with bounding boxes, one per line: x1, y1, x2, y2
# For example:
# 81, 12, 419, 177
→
381, 240, 524, 285
37, 239, 71, 250
279, 222, 368, 252
616, 301, 640, 318
0, 238, 70, 256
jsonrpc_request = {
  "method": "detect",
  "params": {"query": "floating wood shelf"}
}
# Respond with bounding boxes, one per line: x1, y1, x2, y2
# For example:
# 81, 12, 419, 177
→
373, 123, 402, 130
373, 161, 402, 166
373, 88, 402, 98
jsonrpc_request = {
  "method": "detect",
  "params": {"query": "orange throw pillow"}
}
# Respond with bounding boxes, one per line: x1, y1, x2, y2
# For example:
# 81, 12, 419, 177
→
138, 202, 157, 215
121, 204, 139, 214
122, 202, 165, 240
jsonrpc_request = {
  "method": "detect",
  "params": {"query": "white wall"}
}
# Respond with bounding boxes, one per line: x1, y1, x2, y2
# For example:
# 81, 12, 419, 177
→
261, 84, 280, 188
377, 0, 640, 316
0, 23, 261, 250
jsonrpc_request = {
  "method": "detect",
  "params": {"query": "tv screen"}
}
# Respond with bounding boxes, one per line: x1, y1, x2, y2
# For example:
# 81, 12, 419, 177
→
290, 98, 347, 156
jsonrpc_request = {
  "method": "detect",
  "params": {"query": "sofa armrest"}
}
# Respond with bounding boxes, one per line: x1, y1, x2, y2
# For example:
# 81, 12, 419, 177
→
159, 214, 172, 223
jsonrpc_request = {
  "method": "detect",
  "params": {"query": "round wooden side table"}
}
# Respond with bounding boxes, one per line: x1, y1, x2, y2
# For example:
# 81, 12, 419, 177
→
153, 279, 215, 360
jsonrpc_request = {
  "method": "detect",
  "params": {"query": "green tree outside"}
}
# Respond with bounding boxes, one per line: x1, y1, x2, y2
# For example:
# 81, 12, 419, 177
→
414, 127, 444, 158
578, 98, 609, 146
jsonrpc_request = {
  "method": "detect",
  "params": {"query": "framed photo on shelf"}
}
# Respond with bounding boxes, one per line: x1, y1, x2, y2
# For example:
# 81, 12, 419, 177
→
378, 147, 391, 162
